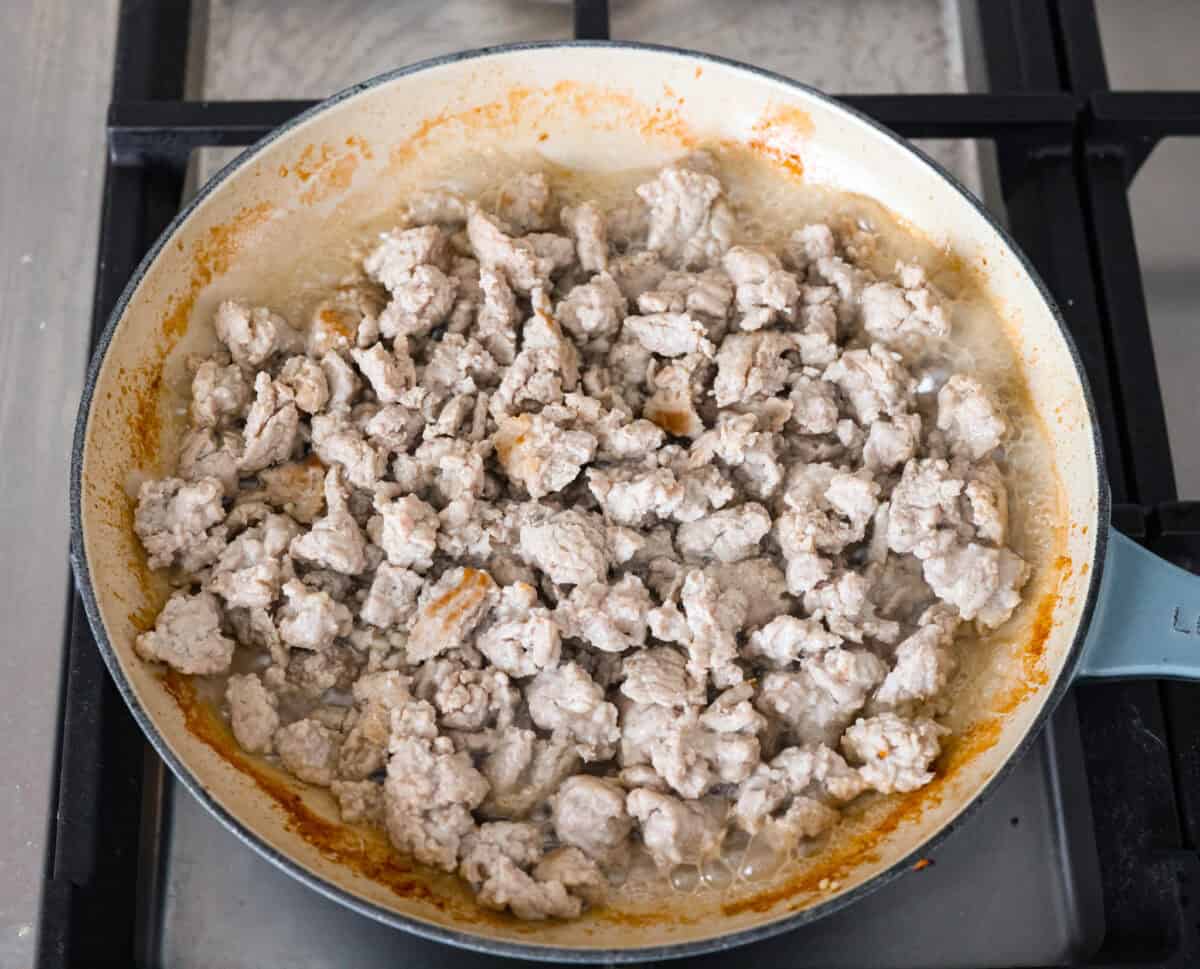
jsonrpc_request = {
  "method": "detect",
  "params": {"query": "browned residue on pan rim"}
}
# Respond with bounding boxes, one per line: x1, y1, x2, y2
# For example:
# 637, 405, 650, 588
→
109, 201, 276, 630
278, 136, 373, 206
288, 136, 374, 181
387, 81, 697, 170
745, 103, 813, 179
118, 201, 275, 472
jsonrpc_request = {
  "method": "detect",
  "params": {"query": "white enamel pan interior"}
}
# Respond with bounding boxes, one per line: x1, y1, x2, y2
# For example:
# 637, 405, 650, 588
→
71, 43, 1104, 961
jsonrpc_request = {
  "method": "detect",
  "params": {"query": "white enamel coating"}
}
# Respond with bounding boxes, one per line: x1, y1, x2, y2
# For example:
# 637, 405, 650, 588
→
74, 45, 1102, 958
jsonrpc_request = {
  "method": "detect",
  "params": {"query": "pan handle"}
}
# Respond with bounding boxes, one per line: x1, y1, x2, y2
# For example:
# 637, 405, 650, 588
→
1077, 530, 1200, 679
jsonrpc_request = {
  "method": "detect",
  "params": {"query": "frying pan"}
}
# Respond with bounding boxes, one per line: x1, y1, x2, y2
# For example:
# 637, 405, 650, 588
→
69, 42, 1200, 961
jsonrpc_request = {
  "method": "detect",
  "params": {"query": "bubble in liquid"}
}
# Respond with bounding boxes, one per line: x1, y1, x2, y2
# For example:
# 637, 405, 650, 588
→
669, 864, 700, 893
701, 858, 733, 891
738, 838, 784, 881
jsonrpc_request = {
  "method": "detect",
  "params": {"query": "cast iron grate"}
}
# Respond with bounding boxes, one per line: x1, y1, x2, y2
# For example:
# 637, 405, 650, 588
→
36, 0, 1200, 965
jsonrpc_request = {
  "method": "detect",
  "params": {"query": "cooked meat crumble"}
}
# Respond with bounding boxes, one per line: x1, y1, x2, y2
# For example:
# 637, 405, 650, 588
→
133, 155, 1030, 920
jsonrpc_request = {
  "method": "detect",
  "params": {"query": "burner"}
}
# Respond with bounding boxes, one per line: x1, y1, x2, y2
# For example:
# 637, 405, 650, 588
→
38, 1, 1200, 965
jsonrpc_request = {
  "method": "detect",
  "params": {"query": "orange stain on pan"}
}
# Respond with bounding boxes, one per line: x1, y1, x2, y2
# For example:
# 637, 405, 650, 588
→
746, 103, 814, 179
120, 201, 274, 471
387, 81, 696, 170
993, 552, 1071, 715
300, 151, 359, 206
345, 134, 374, 159
293, 142, 335, 181
278, 136, 373, 205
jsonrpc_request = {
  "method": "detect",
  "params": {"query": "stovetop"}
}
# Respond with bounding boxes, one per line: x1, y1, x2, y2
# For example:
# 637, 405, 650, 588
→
37, 1, 1200, 966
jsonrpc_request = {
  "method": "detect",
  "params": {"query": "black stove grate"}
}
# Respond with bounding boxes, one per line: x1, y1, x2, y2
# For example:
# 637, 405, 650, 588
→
37, 0, 1200, 965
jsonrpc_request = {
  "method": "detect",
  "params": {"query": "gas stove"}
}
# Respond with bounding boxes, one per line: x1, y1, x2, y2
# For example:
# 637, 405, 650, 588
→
37, 1, 1200, 965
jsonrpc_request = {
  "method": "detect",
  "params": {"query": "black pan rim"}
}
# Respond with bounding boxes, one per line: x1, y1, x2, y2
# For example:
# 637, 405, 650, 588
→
69, 38, 1110, 964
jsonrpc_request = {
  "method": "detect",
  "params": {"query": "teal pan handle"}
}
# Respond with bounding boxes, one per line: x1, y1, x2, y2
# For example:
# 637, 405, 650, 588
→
1078, 530, 1200, 680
